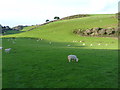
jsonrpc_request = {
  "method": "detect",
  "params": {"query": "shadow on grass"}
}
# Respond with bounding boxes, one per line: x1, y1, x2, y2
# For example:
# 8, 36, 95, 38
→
2, 37, 118, 88
2, 30, 25, 36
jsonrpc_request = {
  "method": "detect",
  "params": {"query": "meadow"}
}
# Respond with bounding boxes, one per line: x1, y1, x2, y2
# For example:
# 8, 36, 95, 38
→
1, 14, 118, 88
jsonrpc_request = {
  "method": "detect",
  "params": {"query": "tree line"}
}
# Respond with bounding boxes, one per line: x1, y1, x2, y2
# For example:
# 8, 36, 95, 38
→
46, 16, 60, 22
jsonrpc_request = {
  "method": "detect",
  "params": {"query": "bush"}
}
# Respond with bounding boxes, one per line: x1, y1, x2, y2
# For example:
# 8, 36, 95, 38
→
73, 27, 118, 37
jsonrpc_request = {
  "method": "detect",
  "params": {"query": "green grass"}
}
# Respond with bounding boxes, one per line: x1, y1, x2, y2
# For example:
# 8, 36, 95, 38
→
3, 30, 23, 35
2, 14, 117, 42
1, 14, 118, 88
2, 38, 118, 88
20, 25, 39, 32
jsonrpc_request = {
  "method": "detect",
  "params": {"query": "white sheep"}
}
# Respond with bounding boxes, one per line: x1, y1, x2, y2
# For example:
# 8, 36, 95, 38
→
0, 47, 3, 50
5, 48, 11, 53
83, 43, 85, 45
98, 43, 101, 45
67, 45, 71, 47
90, 44, 93, 46
36, 40, 39, 42
68, 55, 79, 62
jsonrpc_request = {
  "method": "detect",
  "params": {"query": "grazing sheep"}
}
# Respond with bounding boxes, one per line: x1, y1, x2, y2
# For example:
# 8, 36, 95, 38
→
67, 45, 71, 47
83, 43, 85, 45
98, 43, 101, 45
90, 44, 93, 46
74, 41, 77, 42
5, 48, 11, 53
80, 41, 85, 42
0, 47, 3, 50
68, 55, 79, 62
36, 40, 39, 42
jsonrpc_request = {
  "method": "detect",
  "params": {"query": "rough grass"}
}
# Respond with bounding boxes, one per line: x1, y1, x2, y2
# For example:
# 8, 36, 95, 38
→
1, 14, 118, 88
2, 30, 23, 35
2, 38, 118, 88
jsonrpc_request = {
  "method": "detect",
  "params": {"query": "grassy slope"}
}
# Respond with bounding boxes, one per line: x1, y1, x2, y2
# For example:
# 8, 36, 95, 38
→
3, 14, 118, 49
3, 14, 118, 41
2, 14, 118, 88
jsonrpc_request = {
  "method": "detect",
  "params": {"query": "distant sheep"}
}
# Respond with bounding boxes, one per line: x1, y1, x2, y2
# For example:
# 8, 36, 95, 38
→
68, 55, 79, 62
98, 43, 101, 45
80, 41, 85, 42
67, 45, 71, 47
36, 40, 39, 42
5, 48, 11, 53
0, 47, 3, 50
90, 44, 93, 46
83, 43, 85, 45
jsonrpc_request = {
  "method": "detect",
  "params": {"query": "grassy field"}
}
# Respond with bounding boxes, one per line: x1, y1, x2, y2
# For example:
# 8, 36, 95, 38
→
1, 14, 118, 88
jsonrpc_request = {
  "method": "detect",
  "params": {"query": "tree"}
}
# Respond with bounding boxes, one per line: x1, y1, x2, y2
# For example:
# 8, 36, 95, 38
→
0, 24, 2, 34
54, 16, 60, 20
46, 19, 49, 22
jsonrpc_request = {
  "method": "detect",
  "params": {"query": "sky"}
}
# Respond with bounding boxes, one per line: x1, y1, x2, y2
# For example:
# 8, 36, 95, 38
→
0, 0, 119, 27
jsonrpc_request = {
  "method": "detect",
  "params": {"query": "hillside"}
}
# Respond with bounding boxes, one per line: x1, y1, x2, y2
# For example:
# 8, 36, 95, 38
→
2, 14, 118, 49
2, 14, 118, 42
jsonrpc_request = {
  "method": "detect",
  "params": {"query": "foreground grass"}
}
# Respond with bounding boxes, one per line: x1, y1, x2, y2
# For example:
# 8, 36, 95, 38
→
2, 38, 118, 88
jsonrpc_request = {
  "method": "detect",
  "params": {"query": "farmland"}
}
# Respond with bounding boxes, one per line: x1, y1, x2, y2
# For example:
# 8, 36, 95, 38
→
1, 14, 118, 88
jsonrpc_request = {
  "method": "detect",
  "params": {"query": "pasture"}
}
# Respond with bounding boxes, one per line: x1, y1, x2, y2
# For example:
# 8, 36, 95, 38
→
2, 37, 118, 88
1, 14, 118, 88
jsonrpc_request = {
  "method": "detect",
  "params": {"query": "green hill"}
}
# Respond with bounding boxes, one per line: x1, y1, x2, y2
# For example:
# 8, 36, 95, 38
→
2, 14, 118, 49
3, 14, 117, 41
